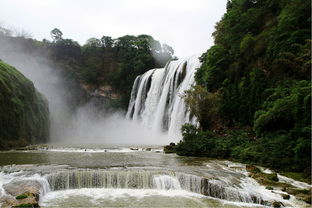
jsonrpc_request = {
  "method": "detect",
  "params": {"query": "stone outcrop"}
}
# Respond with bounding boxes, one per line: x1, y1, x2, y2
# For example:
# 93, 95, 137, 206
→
1, 180, 41, 207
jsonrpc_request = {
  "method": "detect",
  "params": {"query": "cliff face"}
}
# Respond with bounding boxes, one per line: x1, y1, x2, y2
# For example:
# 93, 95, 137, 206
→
0, 61, 49, 150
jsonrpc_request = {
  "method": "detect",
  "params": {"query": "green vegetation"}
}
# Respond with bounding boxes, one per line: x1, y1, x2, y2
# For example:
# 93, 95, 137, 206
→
280, 171, 311, 184
0, 61, 49, 150
0, 28, 174, 108
48, 31, 174, 107
16, 194, 28, 200
175, 0, 311, 178
14, 203, 37, 208
164, 143, 176, 153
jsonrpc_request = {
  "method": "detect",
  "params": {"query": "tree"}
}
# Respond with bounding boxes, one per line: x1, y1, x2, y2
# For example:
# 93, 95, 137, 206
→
183, 85, 220, 130
50, 28, 63, 42
101, 36, 113, 47
85, 38, 102, 47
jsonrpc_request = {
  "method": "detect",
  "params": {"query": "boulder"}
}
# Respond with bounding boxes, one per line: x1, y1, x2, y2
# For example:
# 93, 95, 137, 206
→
3, 180, 41, 196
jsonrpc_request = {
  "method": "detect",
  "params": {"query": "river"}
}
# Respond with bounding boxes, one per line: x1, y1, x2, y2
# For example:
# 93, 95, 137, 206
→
0, 144, 310, 207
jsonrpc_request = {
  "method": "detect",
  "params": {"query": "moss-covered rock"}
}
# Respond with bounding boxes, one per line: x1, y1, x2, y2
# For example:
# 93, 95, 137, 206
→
15, 194, 28, 200
272, 201, 282, 208
281, 194, 290, 200
284, 188, 312, 204
268, 173, 279, 182
164, 142, 176, 153
0, 61, 49, 150
246, 165, 312, 204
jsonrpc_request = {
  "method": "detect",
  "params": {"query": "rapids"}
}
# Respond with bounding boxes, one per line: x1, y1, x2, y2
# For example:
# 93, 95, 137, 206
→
0, 146, 310, 207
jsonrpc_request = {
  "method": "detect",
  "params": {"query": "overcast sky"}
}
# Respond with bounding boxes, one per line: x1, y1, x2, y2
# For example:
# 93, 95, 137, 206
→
0, 0, 227, 58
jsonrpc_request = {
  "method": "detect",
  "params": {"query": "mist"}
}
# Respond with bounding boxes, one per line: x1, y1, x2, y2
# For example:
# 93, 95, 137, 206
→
0, 36, 168, 145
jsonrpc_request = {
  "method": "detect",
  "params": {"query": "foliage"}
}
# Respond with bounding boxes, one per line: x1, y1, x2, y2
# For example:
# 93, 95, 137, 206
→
254, 80, 311, 136
0, 27, 174, 109
178, 0, 311, 174
0, 61, 49, 150
175, 124, 220, 157
176, 124, 311, 173
46, 31, 174, 107
183, 85, 220, 130
50, 28, 63, 42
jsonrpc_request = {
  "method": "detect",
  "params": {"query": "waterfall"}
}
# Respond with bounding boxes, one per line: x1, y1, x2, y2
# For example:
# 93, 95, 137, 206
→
153, 175, 181, 190
126, 55, 201, 142
44, 169, 264, 204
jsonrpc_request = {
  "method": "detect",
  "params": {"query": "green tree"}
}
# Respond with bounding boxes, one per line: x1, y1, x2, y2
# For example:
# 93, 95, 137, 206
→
183, 85, 220, 130
50, 28, 63, 42
101, 36, 113, 47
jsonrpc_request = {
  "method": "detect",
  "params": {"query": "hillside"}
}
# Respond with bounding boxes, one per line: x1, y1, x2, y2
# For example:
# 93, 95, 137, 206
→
175, 0, 311, 176
0, 61, 49, 150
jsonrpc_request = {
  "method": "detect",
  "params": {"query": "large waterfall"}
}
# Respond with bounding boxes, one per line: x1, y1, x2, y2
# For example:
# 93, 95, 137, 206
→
127, 55, 201, 142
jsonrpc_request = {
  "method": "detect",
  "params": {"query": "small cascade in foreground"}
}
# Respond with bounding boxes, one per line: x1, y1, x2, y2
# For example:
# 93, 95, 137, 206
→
153, 175, 181, 190
44, 169, 264, 204
126, 55, 201, 142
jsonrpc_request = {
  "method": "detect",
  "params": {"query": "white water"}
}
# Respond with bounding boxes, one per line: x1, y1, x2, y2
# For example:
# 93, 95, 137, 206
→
0, 169, 263, 204
40, 188, 210, 208
127, 55, 201, 142
0, 162, 310, 207
153, 175, 182, 190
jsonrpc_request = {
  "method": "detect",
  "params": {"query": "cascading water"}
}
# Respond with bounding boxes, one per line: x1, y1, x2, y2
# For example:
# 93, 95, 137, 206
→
127, 55, 201, 142
0, 168, 264, 205
153, 175, 181, 190
2, 161, 309, 207
44, 169, 263, 204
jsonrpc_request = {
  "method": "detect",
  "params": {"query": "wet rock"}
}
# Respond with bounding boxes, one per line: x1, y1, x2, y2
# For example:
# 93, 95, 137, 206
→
246, 165, 261, 174
201, 177, 209, 196
281, 194, 290, 200
0, 195, 16, 208
303, 195, 311, 204
1, 192, 39, 208
3, 180, 41, 196
268, 173, 279, 182
272, 201, 283, 207
284, 187, 311, 204
262, 200, 271, 206
227, 163, 244, 169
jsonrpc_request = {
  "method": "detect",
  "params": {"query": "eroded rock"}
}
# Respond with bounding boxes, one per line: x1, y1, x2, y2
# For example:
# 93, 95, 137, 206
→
3, 180, 41, 197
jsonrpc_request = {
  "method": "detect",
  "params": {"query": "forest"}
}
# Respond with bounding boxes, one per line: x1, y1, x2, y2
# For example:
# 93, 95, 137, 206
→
174, 0, 311, 179
0, 27, 174, 108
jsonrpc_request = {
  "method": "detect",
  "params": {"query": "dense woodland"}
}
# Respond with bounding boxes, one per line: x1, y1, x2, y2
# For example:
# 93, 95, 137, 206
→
174, 0, 311, 177
0, 28, 174, 108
